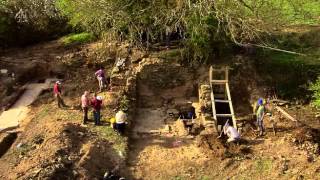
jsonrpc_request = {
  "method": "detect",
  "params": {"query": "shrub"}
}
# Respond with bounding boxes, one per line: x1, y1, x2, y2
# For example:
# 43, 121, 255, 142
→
309, 77, 320, 108
60, 32, 95, 45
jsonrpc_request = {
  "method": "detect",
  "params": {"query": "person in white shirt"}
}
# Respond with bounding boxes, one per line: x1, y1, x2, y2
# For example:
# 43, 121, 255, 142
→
114, 110, 127, 134
223, 122, 241, 143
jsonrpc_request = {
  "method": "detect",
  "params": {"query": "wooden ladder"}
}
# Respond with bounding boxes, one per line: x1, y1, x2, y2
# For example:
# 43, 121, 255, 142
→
209, 66, 237, 130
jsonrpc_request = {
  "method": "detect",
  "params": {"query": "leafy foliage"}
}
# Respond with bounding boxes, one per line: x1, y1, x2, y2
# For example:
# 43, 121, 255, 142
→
56, 0, 320, 61
60, 32, 95, 45
0, 0, 68, 46
309, 77, 320, 108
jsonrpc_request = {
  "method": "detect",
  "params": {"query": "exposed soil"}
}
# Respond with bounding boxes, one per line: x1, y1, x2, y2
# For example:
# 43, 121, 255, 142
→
1, 41, 320, 180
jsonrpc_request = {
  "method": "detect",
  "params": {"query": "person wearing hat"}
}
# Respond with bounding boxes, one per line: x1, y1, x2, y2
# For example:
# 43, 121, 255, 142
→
81, 91, 90, 124
91, 95, 103, 125
256, 99, 266, 136
53, 81, 67, 108
253, 97, 264, 114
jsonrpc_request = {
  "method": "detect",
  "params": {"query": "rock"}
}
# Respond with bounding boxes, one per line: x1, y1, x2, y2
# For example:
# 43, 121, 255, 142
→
70, 53, 75, 58
16, 143, 23, 148
77, 132, 85, 137
296, 175, 304, 180
166, 108, 179, 117
110, 73, 126, 86
116, 58, 126, 67
72, 170, 79, 177
33, 169, 41, 175
307, 154, 315, 163
281, 160, 289, 174
112, 66, 120, 74
164, 125, 171, 133
0, 69, 8, 74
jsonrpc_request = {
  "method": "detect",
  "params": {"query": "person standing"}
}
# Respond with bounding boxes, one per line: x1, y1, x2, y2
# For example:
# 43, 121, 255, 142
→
81, 91, 90, 124
53, 81, 66, 108
256, 100, 266, 136
91, 95, 103, 125
253, 97, 264, 114
95, 67, 107, 92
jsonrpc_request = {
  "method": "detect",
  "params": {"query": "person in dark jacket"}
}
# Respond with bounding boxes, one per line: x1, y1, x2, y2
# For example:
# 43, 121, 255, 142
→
91, 95, 103, 125
53, 81, 67, 108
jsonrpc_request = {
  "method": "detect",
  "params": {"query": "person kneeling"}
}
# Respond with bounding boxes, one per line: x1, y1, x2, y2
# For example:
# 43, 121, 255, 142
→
114, 110, 127, 135
223, 123, 241, 143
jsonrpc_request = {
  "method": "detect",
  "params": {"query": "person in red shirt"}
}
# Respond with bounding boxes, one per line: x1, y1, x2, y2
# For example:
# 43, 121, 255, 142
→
53, 81, 67, 108
91, 95, 103, 125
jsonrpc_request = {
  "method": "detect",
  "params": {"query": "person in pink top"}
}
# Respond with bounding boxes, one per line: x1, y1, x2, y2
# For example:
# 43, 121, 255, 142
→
95, 67, 107, 92
81, 91, 90, 124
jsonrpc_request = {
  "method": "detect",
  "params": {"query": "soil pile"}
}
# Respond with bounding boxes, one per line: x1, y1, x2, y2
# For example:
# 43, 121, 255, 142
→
291, 125, 320, 155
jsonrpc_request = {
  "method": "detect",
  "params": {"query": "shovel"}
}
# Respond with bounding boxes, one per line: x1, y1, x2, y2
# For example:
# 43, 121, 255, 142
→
217, 119, 229, 139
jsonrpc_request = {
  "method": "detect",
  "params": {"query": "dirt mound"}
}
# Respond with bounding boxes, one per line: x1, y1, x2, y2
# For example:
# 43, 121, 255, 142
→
196, 134, 251, 159
293, 126, 320, 144
196, 134, 226, 157
291, 125, 320, 155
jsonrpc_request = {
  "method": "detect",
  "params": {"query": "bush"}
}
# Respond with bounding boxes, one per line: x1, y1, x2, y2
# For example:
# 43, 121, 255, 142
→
60, 32, 95, 45
56, 0, 320, 63
309, 77, 320, 108
0, 0, 69, 46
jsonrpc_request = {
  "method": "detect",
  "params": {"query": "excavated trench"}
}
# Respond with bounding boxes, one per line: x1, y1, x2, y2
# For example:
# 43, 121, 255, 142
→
0, 132, 17, 158
124, 62, 204, 178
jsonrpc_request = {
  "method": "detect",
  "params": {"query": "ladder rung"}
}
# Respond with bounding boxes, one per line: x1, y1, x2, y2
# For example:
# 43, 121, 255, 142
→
214, 99, 230, 103
211, 80, 228, 84
216, 114, 233, 117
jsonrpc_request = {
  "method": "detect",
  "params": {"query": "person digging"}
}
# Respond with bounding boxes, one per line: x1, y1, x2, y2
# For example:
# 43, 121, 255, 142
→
114, 110, 128, 135
53, 81, 67, 108
223, 121, 241, 143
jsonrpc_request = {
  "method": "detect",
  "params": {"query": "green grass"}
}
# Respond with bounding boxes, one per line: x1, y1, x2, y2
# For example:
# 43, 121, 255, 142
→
198, 176, 212, 180
255, 158, 273, 174
255, 27, 320, 99
93, 125, 128, 158
60, 32, 95, 46
171, 176, 186, 180
32, 104, 52, 122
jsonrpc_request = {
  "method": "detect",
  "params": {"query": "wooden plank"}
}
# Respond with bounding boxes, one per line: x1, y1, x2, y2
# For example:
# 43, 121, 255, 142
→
210, 88, 217, 121
211, 80, 228, 84
214, 99, 230, 103
216, 114, 233, 117
209, 66, 213, 82
226, 83, 237, 129
275, 106, 297, 122
225, 67, 229, 81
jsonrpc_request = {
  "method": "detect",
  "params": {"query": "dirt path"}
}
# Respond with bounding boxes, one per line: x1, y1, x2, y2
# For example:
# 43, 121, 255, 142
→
0, 79, 57, 132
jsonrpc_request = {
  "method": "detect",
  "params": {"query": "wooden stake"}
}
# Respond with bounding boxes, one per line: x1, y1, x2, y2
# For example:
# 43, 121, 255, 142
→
275, 106, 297, 122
